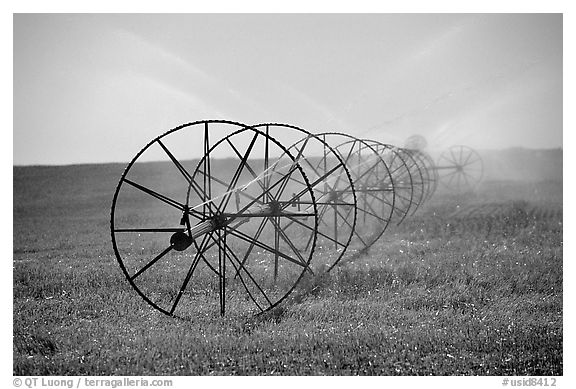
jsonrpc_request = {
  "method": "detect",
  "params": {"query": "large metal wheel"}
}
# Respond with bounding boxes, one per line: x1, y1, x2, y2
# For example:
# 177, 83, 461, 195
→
411, 150, 438, 202
395, 148, 427, 216
404, 134, 428, 151
436, 145, 484, 192
318, 133, 395, 263
252, 124, 358, 273
365, 141, 415, 225
110, 120, 318, 317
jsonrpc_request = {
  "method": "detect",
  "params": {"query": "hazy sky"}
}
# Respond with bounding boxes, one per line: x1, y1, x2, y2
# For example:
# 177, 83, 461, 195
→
13, 13, 562, 165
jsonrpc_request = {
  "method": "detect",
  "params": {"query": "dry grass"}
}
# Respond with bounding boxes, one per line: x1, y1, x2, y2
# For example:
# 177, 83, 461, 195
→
13, 163, 562, 375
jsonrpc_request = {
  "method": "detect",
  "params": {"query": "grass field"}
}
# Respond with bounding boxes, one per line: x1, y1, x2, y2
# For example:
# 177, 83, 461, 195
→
13, 159, 562, 375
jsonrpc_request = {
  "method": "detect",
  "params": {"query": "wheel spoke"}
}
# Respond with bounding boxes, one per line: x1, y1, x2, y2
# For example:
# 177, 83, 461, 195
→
169, 232, 212, 314
223, 211, 316, 218
273, 217, 280, 281
282, 164, 342, 209
123, 178, 186, 212
219, 229, 226, 316
264, 125, 270, 202
156, 139, 206, 210
232, 216, 271, 278
461, 150, 475, 166
461, 171, 471, 187
442, 168, 461, 180
447, 171, 459, 186
350, 223, 369, 247
273, 135, 313, 199
387, 162, 406, 178
360, 199, 391, 225
218, 132, 260, 211
364, 189, 394, 209
131, 245, 174, 281
194, 171, 261, 206
224, 136, 267, 193
226, 225, 310, 269
341, 141, 358, 166
462, 155, 481, 167
284, 214, 345, 249
220, 230, 274, 307
449, 147, 458, 165
233, 163, 302, 218
219, 238, 265, 312
203, 123, 211, 213
114, 227, 185, 233
352, 159, 385, 185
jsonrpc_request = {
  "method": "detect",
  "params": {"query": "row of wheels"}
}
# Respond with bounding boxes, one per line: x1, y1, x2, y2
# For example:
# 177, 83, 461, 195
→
110, 120, 483, 317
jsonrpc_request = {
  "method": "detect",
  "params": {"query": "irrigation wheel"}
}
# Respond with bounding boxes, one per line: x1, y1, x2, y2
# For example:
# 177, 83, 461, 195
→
436, 145, 484, 192
318, 133, 395, 260
252, 124, 358, 273
110, 120, 318, 317
411, 150, 439, 202
395, 148, 427, 216
404, 134, 428, 151
365, 141, 415, 225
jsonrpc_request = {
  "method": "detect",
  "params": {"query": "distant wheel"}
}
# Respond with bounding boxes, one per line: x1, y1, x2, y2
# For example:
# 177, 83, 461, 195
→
436, 145, 483, 192
365, 141, 415, 225
318, 133, 395, 261
252, 124, 358, 273
404, 134, 428, 151
110, 120, 318, 317
395, 148, 427, 216
411, 150, 438, 201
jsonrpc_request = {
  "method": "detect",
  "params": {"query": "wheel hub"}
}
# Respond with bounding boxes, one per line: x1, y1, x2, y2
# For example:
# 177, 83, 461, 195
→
170, 231, 193, 251
267, 200, 282, 216
327, 190, 340, 203
210, 213, 228, 230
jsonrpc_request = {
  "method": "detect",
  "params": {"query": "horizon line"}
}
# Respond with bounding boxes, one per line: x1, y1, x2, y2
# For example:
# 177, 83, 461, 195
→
12, 145, 564, 168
